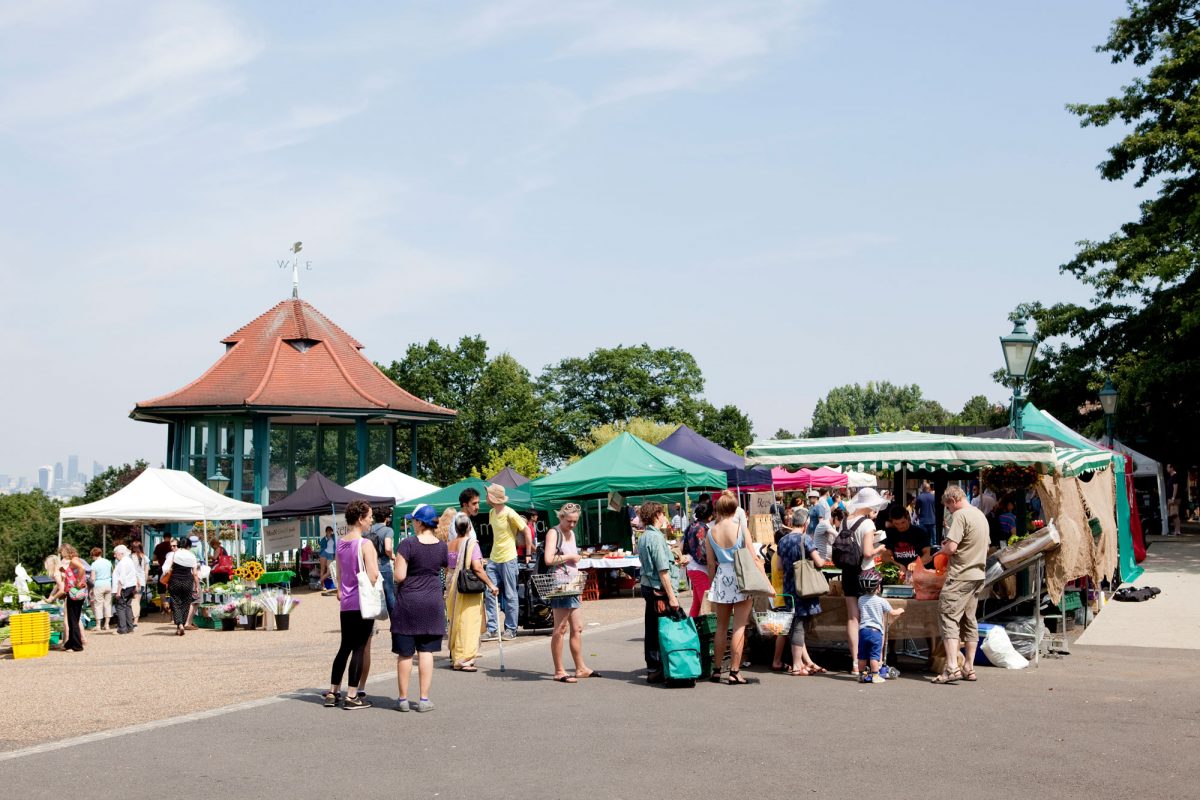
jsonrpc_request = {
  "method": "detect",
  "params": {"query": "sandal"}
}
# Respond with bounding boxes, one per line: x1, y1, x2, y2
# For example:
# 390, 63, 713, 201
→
930, 668, 962, 685
709, 668, 723, 684
807, 665, 827, 674
553, 674, 578, 683
961, 668, 977, 682
771, 663, 787, 672
453, 664, 479, 673
575, 670, 603, 679
725, 670, 749, 685
787, 666, 810, 676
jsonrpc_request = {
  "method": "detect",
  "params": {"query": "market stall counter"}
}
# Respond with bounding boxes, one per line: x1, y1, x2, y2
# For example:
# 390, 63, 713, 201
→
807, 596, 942, 642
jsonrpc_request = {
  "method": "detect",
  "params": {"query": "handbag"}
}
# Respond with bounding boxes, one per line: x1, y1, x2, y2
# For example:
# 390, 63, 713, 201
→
733, 541, 776, 598
455, 535, 486, 595
355, 539, 388, 621
794, 558, 830, 598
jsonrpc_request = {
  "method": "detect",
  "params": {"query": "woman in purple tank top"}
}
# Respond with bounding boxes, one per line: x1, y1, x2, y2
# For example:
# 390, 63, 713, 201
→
324, 500, 380, 710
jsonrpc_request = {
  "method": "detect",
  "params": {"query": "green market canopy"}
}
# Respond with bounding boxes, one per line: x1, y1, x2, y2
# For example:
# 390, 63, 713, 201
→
528, 432, 727, 507
394, 478, 533, 517
744, 430, 1058, 473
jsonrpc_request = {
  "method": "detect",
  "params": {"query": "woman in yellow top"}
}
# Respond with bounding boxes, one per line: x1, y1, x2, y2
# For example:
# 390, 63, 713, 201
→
445, 515, 499, 671
483, 484, 532, 642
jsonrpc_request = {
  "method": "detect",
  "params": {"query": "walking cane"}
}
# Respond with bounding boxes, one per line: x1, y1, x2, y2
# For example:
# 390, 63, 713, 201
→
492, 590, 506, 673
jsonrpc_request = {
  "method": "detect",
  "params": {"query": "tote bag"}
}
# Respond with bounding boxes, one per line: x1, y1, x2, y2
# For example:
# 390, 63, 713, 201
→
793, 559, 830, 598
733, 545, 776, 599
356, 539, 388, 621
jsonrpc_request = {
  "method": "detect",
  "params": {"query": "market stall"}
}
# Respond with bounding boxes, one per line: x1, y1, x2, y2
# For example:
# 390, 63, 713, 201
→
657, 424, 772, 490
345, 464, 439, 505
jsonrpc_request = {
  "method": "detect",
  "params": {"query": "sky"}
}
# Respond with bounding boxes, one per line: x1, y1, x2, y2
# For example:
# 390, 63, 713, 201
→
0, 0, 1143, 481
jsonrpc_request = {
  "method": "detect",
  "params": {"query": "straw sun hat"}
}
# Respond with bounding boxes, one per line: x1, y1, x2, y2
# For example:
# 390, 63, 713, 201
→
486, 484, 509, 506
846, 487, 889, 514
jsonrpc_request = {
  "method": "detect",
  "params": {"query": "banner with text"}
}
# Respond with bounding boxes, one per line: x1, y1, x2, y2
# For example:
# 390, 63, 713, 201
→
263, 520, 302, 556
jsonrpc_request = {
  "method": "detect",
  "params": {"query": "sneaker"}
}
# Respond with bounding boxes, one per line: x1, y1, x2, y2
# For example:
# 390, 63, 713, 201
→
395, 699, 411, 712
343, 694, 373, 710
858, 672, 872, 684
323, 691, 340, 708
415, 699, 435, 713
481, 632, 500, 642
501, 630, 517, 641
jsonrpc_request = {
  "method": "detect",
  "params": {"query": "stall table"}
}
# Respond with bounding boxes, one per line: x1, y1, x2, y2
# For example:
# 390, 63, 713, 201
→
807, 596, 943, 641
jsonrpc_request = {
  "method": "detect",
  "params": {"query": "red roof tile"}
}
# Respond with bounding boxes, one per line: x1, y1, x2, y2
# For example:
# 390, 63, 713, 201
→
135, 298, 455, 418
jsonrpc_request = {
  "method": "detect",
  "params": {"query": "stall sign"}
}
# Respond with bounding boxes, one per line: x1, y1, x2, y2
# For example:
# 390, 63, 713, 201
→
263, 519, 302, 556
749, 492, 774, 516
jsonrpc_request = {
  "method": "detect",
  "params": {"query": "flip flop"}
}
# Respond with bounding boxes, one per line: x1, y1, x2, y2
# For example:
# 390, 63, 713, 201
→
553, 674, 578, 683
575, 670, 603, 679
453, 665, 479, 673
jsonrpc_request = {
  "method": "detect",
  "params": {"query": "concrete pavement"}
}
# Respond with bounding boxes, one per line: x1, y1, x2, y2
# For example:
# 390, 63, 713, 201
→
1076, 536, 1200, 649
3, 615, 1198, 799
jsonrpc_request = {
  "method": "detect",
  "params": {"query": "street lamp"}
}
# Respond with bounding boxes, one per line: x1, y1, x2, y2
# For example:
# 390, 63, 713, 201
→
1098, 378, 1118, 447
207, 470, 230, 496
1000, 318, 1037, 439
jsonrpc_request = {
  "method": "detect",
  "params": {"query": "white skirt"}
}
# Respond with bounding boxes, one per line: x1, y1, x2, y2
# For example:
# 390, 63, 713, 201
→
709, 561, 746, 605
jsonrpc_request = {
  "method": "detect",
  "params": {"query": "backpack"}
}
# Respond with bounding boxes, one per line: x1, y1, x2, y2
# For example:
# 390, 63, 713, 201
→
535, 528, 562, 576
831, 517, 869, 571
366, 524, 391, 560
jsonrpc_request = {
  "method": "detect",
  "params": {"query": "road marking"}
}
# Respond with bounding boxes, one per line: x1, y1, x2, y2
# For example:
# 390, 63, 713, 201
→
0, 616, 643, 762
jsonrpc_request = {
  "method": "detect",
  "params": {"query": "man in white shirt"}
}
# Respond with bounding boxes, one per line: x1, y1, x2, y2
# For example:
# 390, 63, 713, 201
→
111, 545, 139, 635
971, 488, 998, 516
670, 503, 686, 532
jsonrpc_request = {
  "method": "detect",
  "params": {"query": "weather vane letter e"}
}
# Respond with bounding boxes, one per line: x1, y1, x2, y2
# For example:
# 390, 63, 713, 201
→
277, 241, 312, 298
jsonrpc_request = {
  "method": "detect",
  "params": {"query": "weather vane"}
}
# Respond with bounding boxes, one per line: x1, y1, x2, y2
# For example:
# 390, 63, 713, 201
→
278, 241, 312, 298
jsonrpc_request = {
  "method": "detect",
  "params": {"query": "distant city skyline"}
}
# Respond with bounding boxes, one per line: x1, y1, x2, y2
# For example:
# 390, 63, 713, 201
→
1, 452, 106, 498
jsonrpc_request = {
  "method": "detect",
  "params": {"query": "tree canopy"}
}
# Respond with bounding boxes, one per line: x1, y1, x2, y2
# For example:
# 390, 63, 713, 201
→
1019, 0, 1200, 458
807, 383, 1006, 437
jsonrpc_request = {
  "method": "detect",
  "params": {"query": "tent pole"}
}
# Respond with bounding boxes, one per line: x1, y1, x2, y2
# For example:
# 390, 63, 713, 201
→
102, 525, 107, 554
58, 520, 63, 548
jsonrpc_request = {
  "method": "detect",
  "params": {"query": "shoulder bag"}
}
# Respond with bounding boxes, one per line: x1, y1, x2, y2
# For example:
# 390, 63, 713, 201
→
793, 541, 830, 598
455, 535, 487, 594
356, 539, 388, 620
732, 531, 776, 598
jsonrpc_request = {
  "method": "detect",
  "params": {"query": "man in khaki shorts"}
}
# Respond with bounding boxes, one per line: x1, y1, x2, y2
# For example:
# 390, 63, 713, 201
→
932, 485, 989, 684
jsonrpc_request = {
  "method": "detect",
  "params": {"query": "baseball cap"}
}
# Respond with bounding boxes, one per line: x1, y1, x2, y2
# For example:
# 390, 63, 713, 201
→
405, 503, 439, 527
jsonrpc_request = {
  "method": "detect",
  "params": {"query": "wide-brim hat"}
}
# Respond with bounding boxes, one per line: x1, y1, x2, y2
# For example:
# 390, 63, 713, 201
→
846, 487, 889, 513
486, 484, 508, 505
806, 489, 820, 498
405, 503, 439, 527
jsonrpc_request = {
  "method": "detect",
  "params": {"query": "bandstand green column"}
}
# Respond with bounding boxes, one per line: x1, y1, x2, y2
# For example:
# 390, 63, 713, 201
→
355, 418, 369, 481
253, 416, 271, 507
385, 425, 396, 469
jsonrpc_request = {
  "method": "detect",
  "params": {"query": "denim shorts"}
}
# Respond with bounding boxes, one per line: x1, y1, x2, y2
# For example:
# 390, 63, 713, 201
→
858, 626, 883, 662
549, 595, 581, 610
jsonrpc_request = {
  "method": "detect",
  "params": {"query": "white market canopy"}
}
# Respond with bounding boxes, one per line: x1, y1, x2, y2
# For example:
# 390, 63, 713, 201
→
59, 468, 263, 527
745, 430, 1058, 473
346, 464, 440, 505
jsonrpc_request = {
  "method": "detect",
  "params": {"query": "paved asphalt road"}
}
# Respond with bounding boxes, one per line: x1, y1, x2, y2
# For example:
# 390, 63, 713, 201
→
3, 618, 1197, 799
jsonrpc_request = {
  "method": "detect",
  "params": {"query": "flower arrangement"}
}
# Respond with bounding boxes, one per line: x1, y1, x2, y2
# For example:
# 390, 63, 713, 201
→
982, 464, 1039, 493
232, 560, 265, 583
236, 593, 262, 617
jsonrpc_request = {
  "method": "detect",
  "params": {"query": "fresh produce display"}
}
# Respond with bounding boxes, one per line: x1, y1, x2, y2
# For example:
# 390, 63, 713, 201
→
877, 563, 904, 586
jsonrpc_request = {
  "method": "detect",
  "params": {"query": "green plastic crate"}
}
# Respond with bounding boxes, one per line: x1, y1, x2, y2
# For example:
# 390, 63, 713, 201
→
695, 613, 718, 637
1062, 591, 1082, 612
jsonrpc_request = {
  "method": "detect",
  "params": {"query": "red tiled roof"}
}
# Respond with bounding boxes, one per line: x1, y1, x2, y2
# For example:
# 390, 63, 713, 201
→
135, 298, 455, 418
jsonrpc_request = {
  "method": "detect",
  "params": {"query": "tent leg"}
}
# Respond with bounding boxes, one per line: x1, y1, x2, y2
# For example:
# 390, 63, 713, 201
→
58, 520, 63, 548
103, 525, 107, 553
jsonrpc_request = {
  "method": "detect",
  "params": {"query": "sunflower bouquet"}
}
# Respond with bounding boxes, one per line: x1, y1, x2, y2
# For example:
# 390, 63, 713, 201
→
232, 560, 265, 583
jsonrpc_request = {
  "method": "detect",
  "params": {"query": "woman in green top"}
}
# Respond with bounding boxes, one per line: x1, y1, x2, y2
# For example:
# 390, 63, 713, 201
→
636, 501, 681, 683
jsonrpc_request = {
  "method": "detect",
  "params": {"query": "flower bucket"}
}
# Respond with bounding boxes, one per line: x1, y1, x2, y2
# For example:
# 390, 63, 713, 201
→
240, 614, 260, 630
220, 617, 237, 631
274, 613, 290, 631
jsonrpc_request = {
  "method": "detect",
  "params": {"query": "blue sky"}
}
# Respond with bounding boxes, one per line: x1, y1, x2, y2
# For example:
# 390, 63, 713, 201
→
0, 0, 1141, 479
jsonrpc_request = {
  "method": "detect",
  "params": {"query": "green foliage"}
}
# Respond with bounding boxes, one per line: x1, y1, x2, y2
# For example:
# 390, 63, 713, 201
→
0, 491, 62, 581
954, 395, 1009, 428
538, 344, 705, 462
576, 418, 678, 456
1018, 0, 1200, 456
809, 382, 954, 436
469, 445, 546, 481
690, 402, 755, 453
772, 428, 797, 440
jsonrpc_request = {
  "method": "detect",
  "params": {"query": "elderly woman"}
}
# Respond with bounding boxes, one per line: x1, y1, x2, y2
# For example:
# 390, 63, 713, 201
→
773, 524, 829, 675
545, 502, 600, 683
164, 537, 200, 636
445, 513, 498, 672
636, 501, 681, 683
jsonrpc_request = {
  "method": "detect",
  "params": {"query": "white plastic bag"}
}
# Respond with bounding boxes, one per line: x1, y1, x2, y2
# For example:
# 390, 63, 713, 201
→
980, 626, 1029, 669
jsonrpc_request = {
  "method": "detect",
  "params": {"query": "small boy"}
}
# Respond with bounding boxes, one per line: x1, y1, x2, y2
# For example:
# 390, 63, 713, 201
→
857, 569, 904, 683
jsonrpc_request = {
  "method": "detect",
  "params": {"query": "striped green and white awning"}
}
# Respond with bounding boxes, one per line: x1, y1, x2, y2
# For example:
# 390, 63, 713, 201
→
1056, 448, 1114, 478
744, 430, 1058, 473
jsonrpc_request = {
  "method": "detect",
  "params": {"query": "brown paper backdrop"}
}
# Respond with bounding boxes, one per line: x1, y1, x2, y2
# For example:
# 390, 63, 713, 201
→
1036, 470, 1117, 604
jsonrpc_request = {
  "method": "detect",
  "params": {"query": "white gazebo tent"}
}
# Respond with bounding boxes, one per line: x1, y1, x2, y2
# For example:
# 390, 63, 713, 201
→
345, 464, 440, 505
1092, 438, 1168, 536
58, 468, 263, 552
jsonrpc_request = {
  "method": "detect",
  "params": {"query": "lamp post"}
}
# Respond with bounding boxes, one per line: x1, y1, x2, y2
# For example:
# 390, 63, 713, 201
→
207, 470, 230, 496
1000, 318, 1037, 439
1098, 378, 1118, 448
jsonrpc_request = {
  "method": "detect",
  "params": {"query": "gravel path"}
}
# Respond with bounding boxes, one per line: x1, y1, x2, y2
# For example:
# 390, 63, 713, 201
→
0, 588, 651, 751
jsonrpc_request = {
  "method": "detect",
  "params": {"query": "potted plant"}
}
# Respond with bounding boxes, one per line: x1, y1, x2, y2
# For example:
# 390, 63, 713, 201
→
216, 603, 238, 631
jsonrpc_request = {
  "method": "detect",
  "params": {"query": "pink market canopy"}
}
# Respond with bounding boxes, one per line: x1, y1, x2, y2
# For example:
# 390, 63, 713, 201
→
770, 467, 847, 489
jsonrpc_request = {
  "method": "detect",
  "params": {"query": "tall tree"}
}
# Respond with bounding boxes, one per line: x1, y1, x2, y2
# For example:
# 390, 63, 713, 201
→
538, 344, 705, 461
576, 418, 678, 456
469, 445, 546, 481
691, 401, 755, 453
0, 491, 62, 580
1019, 0, 1200, 458
809, 382, 953, 436
953, 395, 1009, 428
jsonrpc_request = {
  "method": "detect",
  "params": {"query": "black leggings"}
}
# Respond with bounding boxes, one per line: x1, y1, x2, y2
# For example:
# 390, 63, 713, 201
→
330, 610, 375, 688
65, 598, 85, 650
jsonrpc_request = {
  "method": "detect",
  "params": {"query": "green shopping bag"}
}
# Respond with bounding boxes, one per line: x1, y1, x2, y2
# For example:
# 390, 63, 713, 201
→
659, 610, 701, 682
